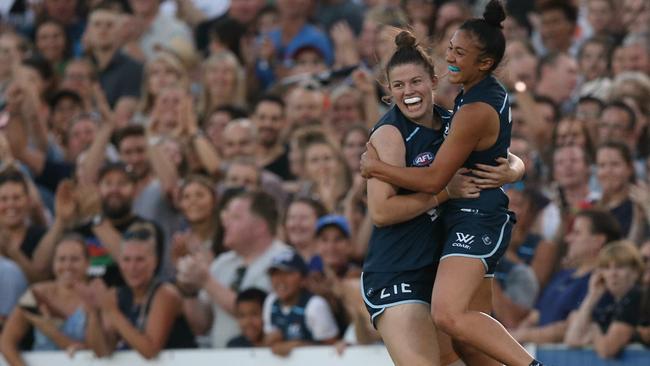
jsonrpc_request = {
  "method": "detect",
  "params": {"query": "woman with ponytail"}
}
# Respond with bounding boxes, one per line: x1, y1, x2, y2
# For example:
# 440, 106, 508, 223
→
362, 1, 543, 365
361, 14, 525, 366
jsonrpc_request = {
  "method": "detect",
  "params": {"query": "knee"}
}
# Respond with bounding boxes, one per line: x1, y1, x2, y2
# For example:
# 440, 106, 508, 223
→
432, 302, 462, 336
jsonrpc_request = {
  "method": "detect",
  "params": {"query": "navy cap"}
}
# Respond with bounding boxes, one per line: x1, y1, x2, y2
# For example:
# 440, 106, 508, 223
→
268, 251, 308, 275
315, 215, 351, 238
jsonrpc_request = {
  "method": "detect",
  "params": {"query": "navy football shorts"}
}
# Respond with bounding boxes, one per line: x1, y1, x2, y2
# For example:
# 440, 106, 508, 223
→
360, 265, 436, 328
441, 209, 515, 276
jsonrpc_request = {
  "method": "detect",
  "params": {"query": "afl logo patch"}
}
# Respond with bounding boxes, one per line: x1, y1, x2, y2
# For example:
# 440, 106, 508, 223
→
413, 152, 434, 166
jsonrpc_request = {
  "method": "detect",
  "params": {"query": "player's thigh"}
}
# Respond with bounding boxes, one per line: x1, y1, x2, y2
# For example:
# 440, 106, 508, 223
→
376, 303, 440, 366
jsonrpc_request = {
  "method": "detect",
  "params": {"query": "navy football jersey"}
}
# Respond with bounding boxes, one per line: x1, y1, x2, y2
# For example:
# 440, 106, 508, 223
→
364, 105, 451, 272
446, 74, 512, 212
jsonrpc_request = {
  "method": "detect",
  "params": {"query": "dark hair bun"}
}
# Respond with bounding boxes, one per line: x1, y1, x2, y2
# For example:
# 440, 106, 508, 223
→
395, 30, 417, 49
483, 0, 506, 29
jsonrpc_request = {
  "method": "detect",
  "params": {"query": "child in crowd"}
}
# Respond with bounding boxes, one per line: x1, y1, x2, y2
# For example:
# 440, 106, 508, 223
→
227, 288, 268, 348
263, 251, 338, 356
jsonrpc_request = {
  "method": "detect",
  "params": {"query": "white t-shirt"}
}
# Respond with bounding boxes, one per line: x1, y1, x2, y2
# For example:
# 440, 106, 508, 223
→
262, 292, 339, 341
161, 0, 230, 20
202, 240, 291, 348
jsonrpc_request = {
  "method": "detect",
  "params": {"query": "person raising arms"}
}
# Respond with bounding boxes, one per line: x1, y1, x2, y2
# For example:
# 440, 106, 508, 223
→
361, 1, 543, 365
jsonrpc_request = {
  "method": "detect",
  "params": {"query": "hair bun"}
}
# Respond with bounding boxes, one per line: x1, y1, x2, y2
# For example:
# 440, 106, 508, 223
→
483, 0, 506, 29
394, 30, 417, 49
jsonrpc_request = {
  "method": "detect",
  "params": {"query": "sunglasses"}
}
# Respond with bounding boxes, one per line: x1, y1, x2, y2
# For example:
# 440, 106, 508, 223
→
123, 227, 155, 241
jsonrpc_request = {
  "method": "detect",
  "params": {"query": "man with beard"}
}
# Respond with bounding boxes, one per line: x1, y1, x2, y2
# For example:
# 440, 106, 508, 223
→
35, 163, 162, 287
252, 95, 294, 181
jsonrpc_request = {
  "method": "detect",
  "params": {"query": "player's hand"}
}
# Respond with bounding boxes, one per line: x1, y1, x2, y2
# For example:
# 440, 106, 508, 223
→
447, 168, 480, 199
472, 157, 516, 189
360, 142, 379, 179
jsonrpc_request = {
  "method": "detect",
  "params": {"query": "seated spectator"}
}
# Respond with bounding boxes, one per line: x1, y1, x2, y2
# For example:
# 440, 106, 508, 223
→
227, 288, 267, 348
512, 209, 622, 344
263, 250, 338, 357
0, 168, 47, 283
177, 190, 290, 348
86, 223, 196, 359
171, 175, 218, 266
298, 139, 352, 213
0, 235, 89, 364
33, 164, 164, 287
565, 241, 643, 358
309, 215, 360, 337
637, 239, 650, 345
283, 197, 327, 267
0, 256, 28, 333
504, 183, 558, 289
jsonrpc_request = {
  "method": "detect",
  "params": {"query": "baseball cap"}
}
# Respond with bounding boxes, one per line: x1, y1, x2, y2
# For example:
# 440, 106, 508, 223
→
315, 215, 351, 238
268, 251, 308, 275
285, 31, 333, 66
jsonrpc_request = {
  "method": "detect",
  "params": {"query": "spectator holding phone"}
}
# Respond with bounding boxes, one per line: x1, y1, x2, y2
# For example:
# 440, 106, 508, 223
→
565, 241, 644, 358
0, 235, 90, 365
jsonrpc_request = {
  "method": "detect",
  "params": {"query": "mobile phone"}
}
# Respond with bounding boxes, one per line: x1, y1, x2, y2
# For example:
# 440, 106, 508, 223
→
20, 305, 40, 315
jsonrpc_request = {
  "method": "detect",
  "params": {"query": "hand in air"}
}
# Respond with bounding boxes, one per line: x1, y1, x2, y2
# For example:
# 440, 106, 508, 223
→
360, 142, 379, 179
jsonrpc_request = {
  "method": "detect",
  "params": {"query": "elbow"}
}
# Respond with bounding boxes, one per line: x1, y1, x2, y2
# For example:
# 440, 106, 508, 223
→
594, 343, 622, 359
595, 347, 618, 359
369, 210, 391, 228
140, 349, 161, 360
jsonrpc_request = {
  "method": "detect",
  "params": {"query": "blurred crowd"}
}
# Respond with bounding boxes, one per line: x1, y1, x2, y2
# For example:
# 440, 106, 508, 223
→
0, 0, 648, 364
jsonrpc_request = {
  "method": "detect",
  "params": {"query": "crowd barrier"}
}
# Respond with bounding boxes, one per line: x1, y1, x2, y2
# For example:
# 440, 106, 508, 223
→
2, 344, 649, 365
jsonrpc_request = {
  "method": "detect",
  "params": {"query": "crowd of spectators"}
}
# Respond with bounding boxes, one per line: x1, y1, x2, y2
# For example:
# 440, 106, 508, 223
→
0, 0, 648, 363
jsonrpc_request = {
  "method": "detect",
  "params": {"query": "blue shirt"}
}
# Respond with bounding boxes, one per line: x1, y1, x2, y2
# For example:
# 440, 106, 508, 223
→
535, 269, 590, 326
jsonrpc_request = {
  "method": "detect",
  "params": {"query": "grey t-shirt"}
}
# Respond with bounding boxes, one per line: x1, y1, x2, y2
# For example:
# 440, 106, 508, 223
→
202, 240, 291, 348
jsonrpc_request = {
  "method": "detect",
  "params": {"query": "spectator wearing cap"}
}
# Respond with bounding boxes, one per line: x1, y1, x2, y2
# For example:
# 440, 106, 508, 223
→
33, 163, 163, 287
263, 250, 339, 357
254, 0, 333, 89
82, 5, 143, 109
314, 215, 358, 278
177, 190, 290, 348
309, 215, 360, 338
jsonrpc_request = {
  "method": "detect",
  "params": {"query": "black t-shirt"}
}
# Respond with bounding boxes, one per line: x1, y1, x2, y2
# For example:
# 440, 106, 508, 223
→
593, 286, 643, 333
74, 215, 162, 287
19, 225, 46, 259
263, 146, 294, 181
226, 335, 254, 348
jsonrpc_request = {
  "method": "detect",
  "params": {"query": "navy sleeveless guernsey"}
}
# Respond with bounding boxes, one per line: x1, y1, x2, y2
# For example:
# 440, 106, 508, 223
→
363, 105, 451, 272
446, 74, 512, 213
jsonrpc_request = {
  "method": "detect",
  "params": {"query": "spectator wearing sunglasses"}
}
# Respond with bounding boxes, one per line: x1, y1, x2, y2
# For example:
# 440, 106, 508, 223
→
85, 222, 196, 359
